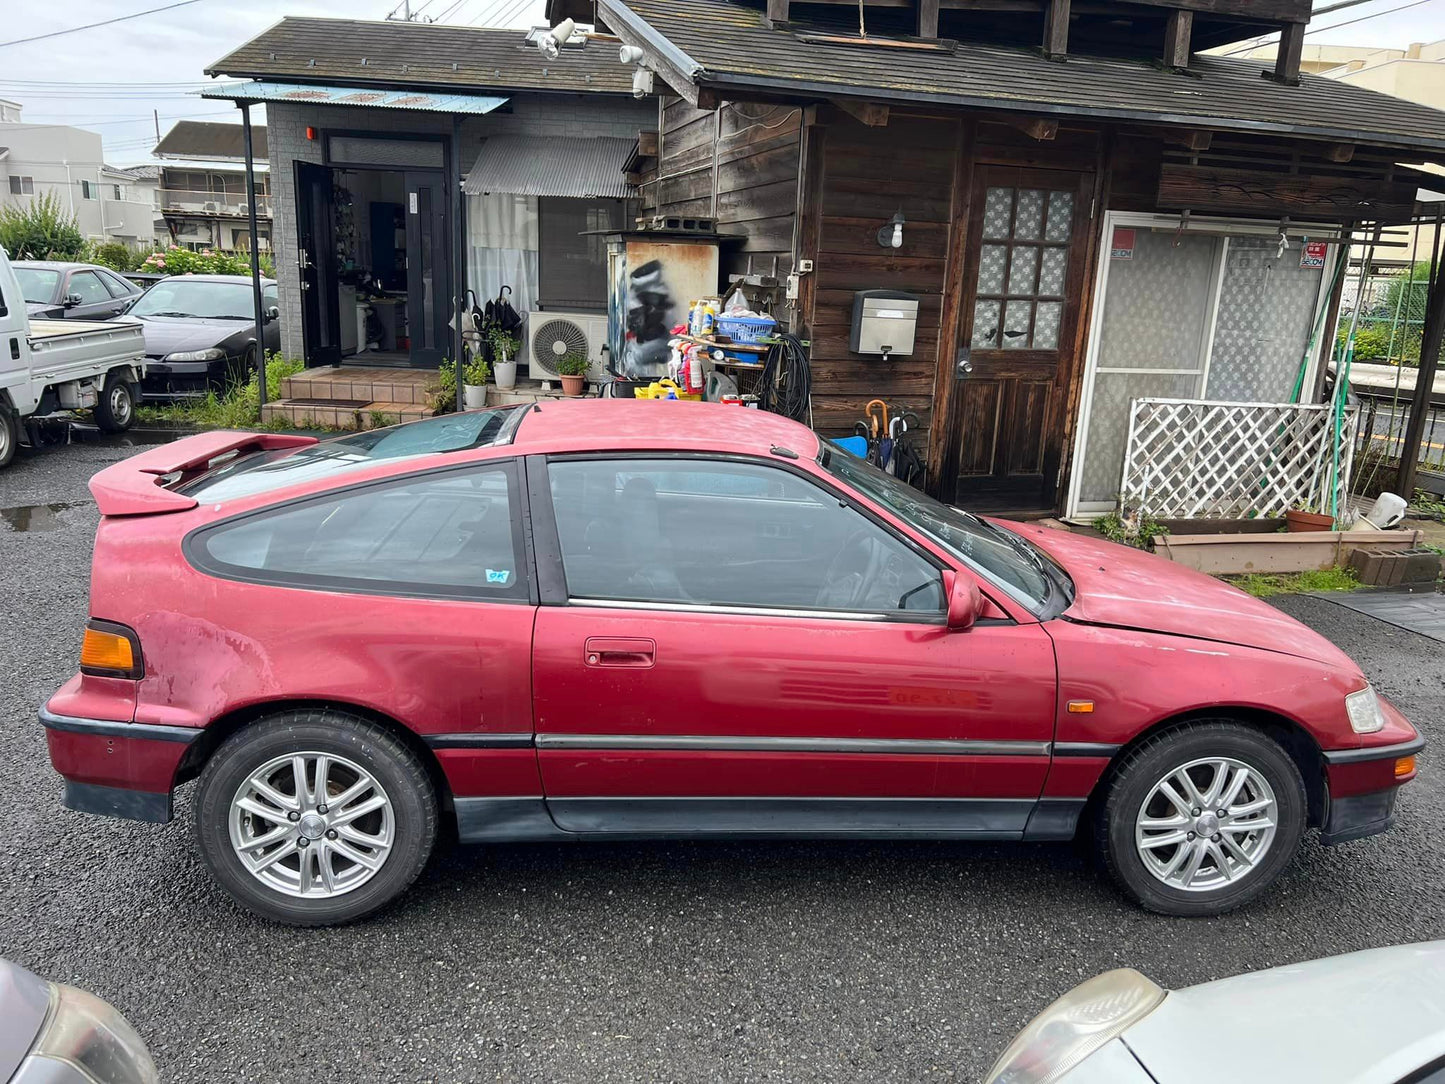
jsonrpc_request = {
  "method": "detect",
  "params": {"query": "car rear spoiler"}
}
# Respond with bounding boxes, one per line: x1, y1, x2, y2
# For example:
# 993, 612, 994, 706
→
88, 431, 317, 516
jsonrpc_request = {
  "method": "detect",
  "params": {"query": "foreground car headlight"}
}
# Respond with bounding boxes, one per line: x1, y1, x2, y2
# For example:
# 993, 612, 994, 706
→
164, 347, 226, 362
984, 969, 1165, 1084
29, 982, 159, 1084
1345, 685, 1386, 734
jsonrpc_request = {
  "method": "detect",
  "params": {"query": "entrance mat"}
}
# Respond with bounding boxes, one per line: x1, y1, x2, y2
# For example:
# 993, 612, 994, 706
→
1313, 586, 1445, 644
287, 398, 373, 409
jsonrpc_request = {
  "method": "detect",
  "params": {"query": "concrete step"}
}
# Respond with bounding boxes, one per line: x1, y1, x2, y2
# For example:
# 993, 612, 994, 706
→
281, 365, 436, 407
261, 397, 434, 431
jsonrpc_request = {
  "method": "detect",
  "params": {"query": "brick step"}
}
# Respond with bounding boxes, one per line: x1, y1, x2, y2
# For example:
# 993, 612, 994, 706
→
261, 397, 434, 431
281, 365, 436, 407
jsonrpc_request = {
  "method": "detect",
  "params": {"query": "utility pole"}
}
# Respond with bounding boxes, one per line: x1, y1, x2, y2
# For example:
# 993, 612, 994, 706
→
153, 110, 160, 146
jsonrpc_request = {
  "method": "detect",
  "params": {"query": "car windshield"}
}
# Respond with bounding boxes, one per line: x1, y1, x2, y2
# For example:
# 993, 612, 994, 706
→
130, 280, 258, 320
822, 444, 1070, 615
15, 267, 60, 304
178, 408, 526, 503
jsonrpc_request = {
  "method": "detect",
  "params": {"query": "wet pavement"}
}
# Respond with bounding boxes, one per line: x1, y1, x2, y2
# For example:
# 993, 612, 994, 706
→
1, 436, 1444, 1083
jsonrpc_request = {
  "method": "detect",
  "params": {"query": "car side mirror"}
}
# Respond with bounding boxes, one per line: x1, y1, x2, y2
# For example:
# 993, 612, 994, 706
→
944, 570, 980, 632
264, 305, 280, 324
63, 293, 81, 308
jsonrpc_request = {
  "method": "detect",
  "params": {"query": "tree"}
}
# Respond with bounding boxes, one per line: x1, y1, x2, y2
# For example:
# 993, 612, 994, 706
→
0, 192, 85, 260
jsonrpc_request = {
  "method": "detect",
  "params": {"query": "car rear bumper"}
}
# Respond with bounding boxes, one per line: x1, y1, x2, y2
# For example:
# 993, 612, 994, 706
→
39, 705, 202, 824
1319, 735, 1426, 846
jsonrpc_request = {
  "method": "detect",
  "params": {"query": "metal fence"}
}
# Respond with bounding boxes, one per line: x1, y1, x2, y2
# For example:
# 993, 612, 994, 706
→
1338, 268, 1429, 365
1352, 394, 1445, 498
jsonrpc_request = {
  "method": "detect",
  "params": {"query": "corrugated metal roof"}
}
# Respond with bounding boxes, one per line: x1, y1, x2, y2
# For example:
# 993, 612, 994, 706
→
601, 0, 1445, 155
205, 17, 635, 97
464, 135, 635, 198
154, 120, 267, 161
203, 81, 509, 115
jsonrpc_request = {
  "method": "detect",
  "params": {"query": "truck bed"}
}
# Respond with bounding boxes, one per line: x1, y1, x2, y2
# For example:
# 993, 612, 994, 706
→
26, 318, 146, 383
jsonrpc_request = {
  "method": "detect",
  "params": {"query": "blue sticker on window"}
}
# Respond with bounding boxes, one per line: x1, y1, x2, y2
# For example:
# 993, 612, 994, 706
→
486, 569, 511, 585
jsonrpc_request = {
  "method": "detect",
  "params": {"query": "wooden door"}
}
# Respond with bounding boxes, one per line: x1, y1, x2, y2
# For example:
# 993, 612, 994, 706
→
942, 167, 1093, 512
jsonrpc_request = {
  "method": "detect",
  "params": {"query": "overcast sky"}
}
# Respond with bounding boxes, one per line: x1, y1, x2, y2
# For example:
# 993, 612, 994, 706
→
1, 0, 1443, 166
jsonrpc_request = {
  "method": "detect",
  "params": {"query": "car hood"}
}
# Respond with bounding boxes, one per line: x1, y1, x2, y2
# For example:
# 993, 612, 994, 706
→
998, 521, 1357, 669
132, 315, 247, 356
1123, 943, 1445, 1084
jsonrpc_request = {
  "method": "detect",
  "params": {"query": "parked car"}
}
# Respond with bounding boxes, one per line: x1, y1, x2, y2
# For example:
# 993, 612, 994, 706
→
0, 957, 158, 1084
40, 403, 1423, 925
0, 247, 145, 469
984, 942, 1445, 1083
125, 274, 279, 399
12, 261, 142, 321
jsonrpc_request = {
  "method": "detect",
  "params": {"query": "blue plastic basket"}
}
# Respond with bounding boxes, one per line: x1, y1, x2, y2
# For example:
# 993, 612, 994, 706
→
715, 314, 777, 344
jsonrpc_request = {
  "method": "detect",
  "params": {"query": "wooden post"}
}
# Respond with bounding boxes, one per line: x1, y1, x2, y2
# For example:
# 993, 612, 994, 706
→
1163, 10, 1193, 70
1270, 21, 1306, 86
918, 0, 939, 39
1043, 0, 1070, 58
1397, 206, 1445, 498
765, 0, 789, 28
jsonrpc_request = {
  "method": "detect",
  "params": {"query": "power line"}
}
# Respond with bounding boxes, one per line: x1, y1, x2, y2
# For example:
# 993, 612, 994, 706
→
0, 0, 212, 49
1221, 0, 1439, 56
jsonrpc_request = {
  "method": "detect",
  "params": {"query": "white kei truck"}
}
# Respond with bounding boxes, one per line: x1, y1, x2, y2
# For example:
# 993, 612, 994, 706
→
0, 245, 146, 470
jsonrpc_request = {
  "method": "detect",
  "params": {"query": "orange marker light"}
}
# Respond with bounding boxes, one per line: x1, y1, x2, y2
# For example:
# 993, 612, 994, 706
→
81, 627, 134, 672
1396, 755, 1417, 780
1067, 700, 1095, 714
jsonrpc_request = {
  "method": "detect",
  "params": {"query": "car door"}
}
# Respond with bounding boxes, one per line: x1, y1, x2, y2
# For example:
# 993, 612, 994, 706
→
65, 269, 123, 320
529, 453, 1059, 839
97, 269, 140, 314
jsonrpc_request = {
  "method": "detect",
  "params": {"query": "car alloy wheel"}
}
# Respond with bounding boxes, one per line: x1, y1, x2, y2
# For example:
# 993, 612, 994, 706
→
1134, 756, 1278, 892
228, 751, 395, 899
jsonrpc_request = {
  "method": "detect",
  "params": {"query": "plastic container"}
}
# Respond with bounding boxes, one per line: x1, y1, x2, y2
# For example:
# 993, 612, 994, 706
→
634, 378, 702, 401
716, 313, 777, 344
1365, 492, 1408, 530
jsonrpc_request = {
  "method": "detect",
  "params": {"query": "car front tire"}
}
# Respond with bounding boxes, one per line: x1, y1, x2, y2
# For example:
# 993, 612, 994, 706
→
0, 401, 17, 469
1094, 721, 1306, 916
194, 710, 438, 926
94, 374, 138, 433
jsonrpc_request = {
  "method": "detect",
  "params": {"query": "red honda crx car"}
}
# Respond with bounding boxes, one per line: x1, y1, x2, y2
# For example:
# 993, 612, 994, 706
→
42, 402, 1422, 925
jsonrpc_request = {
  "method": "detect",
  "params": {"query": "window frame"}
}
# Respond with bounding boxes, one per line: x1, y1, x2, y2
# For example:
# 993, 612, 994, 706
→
183, 458, 538, 605
98, 269, 137, 299
67, 270, 111, 306
530, 451, 957, 626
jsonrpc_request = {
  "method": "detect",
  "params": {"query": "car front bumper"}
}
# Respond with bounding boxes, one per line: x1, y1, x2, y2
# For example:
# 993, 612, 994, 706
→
140, 357, 238, 400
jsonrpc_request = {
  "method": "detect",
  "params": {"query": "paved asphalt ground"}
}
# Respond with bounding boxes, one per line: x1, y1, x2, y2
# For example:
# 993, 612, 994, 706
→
2, 433, 1444, 1083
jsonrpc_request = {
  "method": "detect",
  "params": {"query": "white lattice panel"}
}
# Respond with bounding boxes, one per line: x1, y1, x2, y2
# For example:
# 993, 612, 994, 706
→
1120, 399, 1356, 520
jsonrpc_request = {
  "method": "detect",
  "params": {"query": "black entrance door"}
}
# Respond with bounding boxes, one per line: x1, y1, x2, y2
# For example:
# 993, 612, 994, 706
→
295, 161, 341, 367
404, 172, 449, 369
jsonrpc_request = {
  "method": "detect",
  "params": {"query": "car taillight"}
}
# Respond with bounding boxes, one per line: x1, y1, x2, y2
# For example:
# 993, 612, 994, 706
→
80, 620, 144, 679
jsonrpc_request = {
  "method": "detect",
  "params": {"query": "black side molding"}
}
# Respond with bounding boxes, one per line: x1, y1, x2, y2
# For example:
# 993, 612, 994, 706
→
1052, 742, 1122, 759
424, 733, 535, 750
39, 706, 202, 745
64, 781, 173, 824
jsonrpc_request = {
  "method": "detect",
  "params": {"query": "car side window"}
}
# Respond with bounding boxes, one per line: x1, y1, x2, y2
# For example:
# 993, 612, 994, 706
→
68, 271, 111, 306
547, 457, 944, 616
99, 270, 136, 298
190, 464, 529, 601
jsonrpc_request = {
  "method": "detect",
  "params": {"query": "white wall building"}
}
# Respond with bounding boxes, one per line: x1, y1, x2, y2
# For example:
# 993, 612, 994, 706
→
0, 102, 163, 248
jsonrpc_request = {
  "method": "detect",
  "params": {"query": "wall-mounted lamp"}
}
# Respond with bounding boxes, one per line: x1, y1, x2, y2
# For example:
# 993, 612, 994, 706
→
878, 211, 905, 250
538, 17, 576, 60
619, 44, 646, 64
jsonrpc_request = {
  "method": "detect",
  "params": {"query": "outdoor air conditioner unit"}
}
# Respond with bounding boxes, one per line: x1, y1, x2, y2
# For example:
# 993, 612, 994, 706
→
204, 202, 217, 212
527, 310, 611, 382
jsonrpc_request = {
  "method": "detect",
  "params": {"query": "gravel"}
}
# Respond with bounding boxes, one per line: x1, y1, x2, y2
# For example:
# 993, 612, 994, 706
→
1, 435, 1442, 1083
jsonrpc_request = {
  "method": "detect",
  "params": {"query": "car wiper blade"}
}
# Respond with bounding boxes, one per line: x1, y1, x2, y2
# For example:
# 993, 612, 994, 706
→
144, 311, 196, 318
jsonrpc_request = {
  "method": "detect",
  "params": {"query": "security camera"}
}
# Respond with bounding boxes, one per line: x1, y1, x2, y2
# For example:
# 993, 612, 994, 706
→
632, 67, 655, 99
619, 44, 645, 64
539, 17, 575, 60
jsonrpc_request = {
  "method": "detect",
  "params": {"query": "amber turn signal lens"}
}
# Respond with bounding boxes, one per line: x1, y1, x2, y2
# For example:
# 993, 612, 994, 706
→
1396, 756, 1417, 779
1066, 700, 1095, 714
81, 627, 135, 673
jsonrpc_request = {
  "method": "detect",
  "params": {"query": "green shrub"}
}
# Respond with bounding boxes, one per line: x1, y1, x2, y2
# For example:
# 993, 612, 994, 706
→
0, 193, 85, 260
1094, 509, 1168, 551
138, 245, 276, 279
83, 240, 147, 272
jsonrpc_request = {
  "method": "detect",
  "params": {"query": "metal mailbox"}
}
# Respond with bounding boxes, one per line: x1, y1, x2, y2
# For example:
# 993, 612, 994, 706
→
850, 289, 920, 359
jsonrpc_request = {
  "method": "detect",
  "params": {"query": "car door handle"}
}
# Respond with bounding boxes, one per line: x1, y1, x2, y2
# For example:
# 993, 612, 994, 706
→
584, 637, 656, 668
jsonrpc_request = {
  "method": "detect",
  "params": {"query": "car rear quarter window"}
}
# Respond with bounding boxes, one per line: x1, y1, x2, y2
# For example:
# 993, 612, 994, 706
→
189, 464, 529, 601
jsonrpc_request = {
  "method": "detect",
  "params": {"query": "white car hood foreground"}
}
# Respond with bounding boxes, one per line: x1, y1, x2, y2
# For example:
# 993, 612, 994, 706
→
1117, 943, 1445, 1083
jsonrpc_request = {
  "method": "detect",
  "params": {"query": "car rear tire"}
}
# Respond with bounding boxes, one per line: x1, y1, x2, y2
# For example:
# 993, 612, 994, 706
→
0, 401, 17, 469
1093, 721, 1306, 916
94, 374, 137, 433
194, 710, 438, 926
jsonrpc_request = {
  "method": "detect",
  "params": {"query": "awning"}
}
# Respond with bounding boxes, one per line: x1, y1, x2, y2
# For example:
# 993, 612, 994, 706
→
202, 81, 509, 115
464, 136, 635, 199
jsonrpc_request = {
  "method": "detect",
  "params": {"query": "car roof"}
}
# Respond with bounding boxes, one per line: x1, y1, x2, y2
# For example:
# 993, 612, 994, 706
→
12, 261, 113, 272
511, 400, 822, 459
149, 274, 277, 285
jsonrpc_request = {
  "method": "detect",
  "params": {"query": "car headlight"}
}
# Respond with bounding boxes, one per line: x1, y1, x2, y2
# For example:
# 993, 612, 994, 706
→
164, 347, 226, 362
29, 982, 159, 1084
1345, 685, 1386, 734
984, 969, 1166, 1084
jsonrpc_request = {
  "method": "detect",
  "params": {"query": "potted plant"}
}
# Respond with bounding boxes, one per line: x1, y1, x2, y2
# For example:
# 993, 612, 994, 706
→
556, 351, 589, 397
462, 353, 490, 410
1285, 502, 1336, 533
489, 327, 520, 390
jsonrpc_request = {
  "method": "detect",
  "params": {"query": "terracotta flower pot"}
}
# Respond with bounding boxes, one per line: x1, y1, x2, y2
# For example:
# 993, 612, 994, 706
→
1285, 509, 1335, 533
560, 374, 586, 397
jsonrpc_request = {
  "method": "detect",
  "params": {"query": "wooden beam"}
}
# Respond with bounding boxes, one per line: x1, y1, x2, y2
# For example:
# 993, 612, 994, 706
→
1163, 9, 1193, 69
918, 0, 940, 38
1007, 115, 1059, 141
1268, 21, 1306, 86
1323, 143, 1356, 163
1157, 164, 1417, 222
637, 130, 659, 158
834, 98, 890, 126
765, 0, 790, 28
1042, 0, 1070, 58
